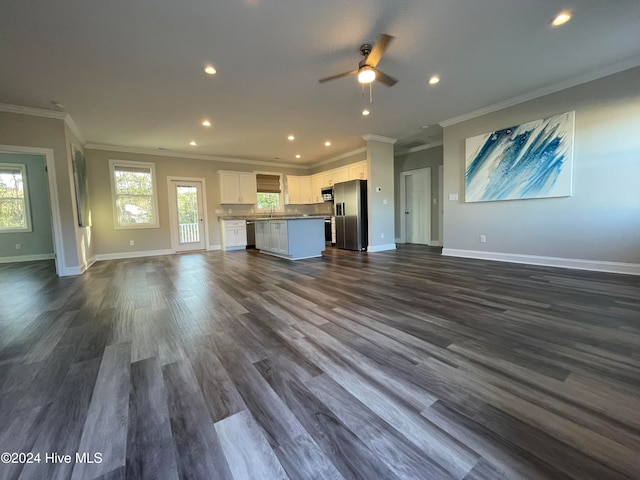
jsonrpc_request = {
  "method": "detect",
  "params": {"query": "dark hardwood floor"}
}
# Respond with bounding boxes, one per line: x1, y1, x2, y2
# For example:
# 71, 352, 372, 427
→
1, 245, 640, 480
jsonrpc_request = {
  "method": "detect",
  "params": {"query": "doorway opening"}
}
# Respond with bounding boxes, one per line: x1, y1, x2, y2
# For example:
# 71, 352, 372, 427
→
0, 146, 63, 275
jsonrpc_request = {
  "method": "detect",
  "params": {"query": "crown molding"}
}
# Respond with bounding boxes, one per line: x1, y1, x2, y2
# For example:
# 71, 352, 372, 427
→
84, 143, 309, 170
0, 102, 67, 120
0, 102, 86, 144
64, 115, 85, 144
362, 134, 397, 144
439, 56, 640, 128
309, 147, 367, 169
396, 141, 444, 155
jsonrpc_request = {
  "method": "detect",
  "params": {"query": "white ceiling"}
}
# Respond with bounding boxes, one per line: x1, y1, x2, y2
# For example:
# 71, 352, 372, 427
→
1, 0, 639, 166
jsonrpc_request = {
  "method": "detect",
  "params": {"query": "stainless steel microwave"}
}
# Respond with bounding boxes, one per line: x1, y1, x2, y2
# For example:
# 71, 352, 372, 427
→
321, 187, 334, 202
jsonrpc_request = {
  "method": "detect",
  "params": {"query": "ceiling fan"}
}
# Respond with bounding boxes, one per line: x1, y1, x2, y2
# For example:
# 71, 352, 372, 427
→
319, 34, 398, 87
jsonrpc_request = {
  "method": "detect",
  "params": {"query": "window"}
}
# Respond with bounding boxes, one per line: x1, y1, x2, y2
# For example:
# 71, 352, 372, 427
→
256, 173, 283, 212
109, 160, 159, 228
0, 163, 31, 232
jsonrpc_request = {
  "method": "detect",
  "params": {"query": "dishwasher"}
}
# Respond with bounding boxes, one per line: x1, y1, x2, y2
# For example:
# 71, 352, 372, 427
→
245, 220, 256, 248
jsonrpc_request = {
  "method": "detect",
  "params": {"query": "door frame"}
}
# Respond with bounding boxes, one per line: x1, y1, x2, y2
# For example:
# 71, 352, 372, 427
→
0, 144, 64, 275
167, 176, 209, 253
399, 167, 431, 245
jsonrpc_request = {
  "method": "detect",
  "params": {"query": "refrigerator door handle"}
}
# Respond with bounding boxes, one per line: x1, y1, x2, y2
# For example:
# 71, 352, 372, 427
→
342, 202, 346, 216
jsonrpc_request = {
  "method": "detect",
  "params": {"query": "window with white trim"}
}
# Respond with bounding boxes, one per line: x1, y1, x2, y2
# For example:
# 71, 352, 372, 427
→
0, 163, 32, 232
256, 173, 283, 212
109, 160, 159, 228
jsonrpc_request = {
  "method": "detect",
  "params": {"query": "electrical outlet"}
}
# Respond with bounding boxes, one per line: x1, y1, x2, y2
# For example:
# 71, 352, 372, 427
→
129, 240, 135, 246
380, 232, 385, 239
480, 235, 486, 243
228, 208, 232, 214
15, 243, 21, 250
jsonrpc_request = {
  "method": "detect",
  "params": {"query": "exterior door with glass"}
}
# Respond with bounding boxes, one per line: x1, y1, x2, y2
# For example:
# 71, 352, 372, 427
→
169, 180, 206, 252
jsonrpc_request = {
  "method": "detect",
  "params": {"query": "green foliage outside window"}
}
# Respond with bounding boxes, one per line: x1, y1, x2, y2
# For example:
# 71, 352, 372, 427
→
0, 167, 28, 230
113, 169, 155, 226
257, 192, 280, 211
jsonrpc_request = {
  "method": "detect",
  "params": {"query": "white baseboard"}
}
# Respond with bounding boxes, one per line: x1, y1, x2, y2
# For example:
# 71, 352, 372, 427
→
367, 243, 397, 253
0, 253, 55, 264
395, 238, 404, 244
442, 248, 640, 276
95, 249, 174, 261
207, 244, 222, 251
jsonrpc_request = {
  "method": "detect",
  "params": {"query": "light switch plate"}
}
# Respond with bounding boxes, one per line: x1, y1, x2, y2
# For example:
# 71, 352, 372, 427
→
448, 193, 459, 201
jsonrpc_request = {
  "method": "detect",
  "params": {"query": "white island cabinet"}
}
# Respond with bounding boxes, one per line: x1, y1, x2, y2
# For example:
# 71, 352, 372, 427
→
254, 217, 325, 260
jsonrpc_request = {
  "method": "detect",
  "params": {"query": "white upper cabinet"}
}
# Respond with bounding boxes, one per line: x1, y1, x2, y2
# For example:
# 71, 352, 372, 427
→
219, 171, 257, 204
299, 175, 312, 204
348, 160, 368, 180
286, 175, 301, 204
310, 173, 323, 204
286, 175, 313, 204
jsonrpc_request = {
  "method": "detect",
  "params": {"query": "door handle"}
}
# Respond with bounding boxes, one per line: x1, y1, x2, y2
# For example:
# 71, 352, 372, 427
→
405, 211, 409, 214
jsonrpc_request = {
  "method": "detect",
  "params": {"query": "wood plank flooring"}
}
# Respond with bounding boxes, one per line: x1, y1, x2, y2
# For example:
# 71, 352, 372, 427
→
1, 245, 639, 480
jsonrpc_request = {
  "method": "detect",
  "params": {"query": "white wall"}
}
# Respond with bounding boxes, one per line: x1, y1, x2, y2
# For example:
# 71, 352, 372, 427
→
442, 66, 640, 273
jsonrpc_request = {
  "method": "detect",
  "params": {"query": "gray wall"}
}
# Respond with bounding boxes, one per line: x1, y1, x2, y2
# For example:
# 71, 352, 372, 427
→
394, 145, 443, 243
0, 152, 54, 258
442, 66, 640, 265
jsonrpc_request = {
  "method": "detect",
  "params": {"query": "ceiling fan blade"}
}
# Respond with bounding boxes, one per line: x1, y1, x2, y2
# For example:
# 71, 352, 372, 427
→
374, 69, 398, 87
366, 34, 394, 67
318, 70, 358, 83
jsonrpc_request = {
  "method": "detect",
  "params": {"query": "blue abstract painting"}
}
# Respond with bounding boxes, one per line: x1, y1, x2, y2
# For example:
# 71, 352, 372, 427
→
465, 111, 574, 202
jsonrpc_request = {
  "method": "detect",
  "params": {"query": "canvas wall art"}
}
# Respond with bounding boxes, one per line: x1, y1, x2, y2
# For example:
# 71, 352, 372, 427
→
72, 144, 91, 227
465, 111, 574, 203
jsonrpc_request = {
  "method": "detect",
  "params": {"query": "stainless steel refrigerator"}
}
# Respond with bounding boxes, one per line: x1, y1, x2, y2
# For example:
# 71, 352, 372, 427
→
334, 179, 368, 251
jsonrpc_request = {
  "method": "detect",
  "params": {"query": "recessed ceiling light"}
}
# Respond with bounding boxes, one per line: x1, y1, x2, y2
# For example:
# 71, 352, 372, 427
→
324, 141, 331, 147
295, 154, 301, 159
362, 109, 370, 116
204, 65, 217, 75
428, 75, 440, 85
551, 11, 571, 27
202, 120, 211, 127
287, 135, 295, 141
189, 141, 197, 146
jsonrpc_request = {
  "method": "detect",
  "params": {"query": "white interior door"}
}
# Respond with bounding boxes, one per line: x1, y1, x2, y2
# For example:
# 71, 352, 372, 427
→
169, 180, 206, 252
405, 168, 431, 245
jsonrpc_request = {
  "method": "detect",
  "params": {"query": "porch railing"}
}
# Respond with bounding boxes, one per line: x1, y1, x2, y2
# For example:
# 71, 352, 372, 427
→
179, 223, 199, 243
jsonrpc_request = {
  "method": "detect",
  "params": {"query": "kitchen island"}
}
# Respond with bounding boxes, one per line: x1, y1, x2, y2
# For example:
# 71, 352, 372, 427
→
254, 216, 325, 260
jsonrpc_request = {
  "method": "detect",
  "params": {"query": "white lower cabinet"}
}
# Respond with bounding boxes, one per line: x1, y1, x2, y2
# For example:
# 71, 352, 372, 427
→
221, 220, 247, 250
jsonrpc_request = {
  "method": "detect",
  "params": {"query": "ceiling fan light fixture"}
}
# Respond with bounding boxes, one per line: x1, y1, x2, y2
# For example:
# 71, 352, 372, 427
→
358, 66, 376, 84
